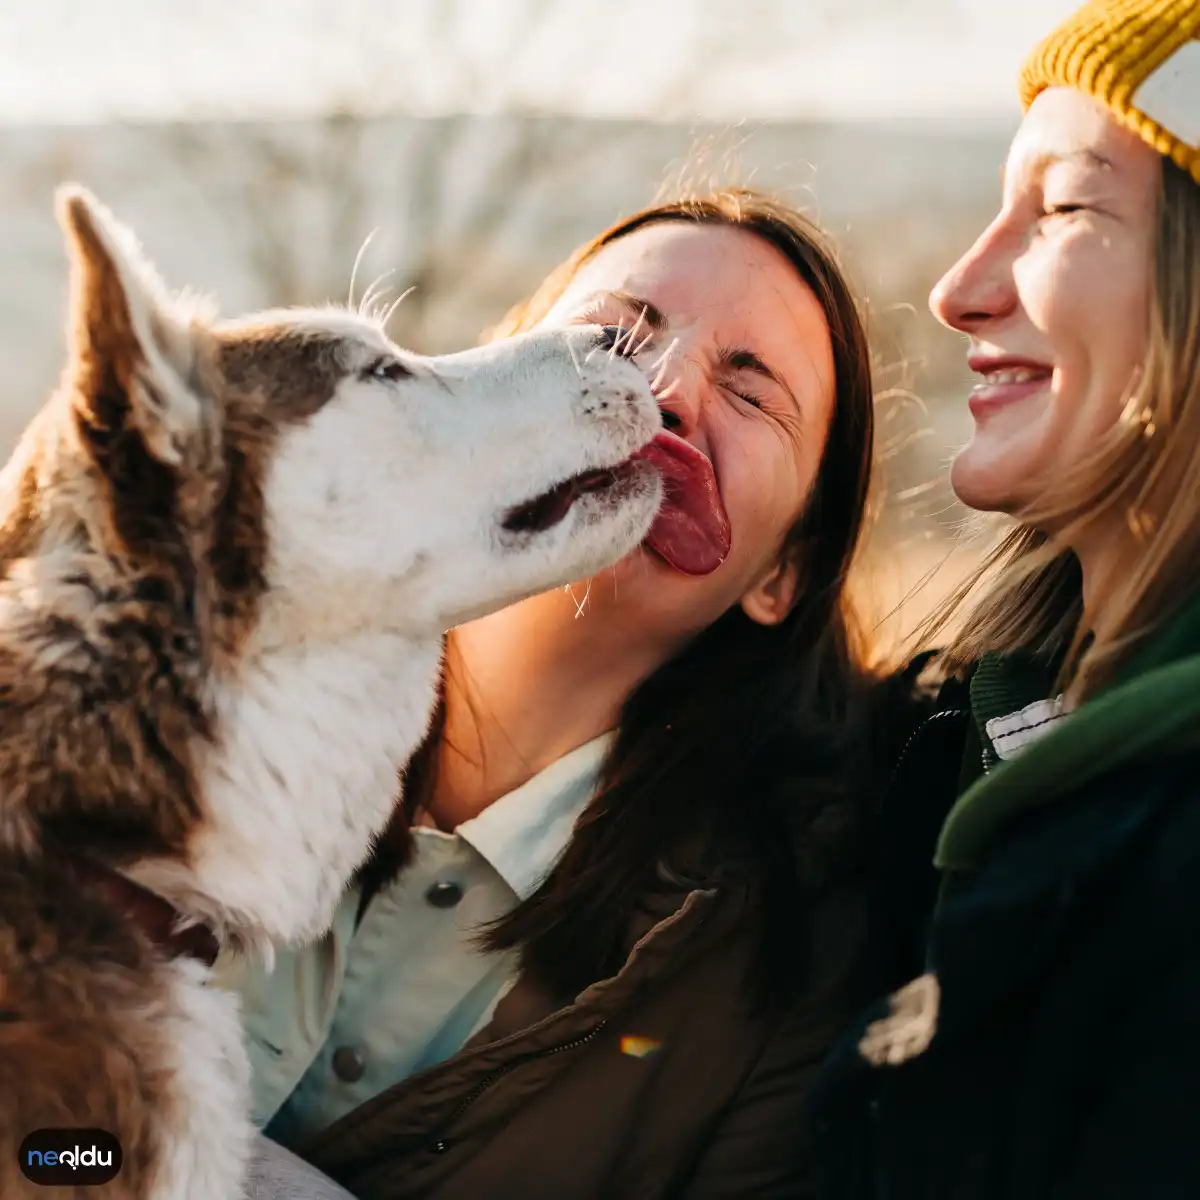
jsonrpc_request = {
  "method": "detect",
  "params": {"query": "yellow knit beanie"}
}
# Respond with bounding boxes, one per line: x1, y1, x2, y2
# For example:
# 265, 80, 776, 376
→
1019, 0, 1200, 184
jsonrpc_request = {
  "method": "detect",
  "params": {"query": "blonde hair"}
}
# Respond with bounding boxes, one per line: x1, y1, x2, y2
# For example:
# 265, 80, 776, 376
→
929, 160, 1200, 701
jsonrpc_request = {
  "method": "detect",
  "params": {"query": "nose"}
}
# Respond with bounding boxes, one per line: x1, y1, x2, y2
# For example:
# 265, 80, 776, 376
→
929, 216, 1018, 334
655, 371, 701, 438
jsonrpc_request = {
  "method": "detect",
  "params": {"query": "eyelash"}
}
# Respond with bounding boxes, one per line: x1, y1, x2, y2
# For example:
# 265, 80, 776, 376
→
1041, 202, 1086, 219
575, 299, 640, 338
574, 302, 768, 411
725, 385, 764, 410
575, 300, 614, 321
361, 356, 411, 383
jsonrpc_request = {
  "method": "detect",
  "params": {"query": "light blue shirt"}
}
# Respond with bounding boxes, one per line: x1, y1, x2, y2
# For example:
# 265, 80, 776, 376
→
223, 734, 611, 1145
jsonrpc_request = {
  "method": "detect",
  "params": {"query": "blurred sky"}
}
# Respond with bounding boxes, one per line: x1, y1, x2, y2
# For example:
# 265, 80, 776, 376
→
1, 0, 1082, 126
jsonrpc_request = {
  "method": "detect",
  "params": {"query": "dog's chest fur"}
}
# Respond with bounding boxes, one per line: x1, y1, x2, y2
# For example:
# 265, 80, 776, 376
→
132, 631, 443, 956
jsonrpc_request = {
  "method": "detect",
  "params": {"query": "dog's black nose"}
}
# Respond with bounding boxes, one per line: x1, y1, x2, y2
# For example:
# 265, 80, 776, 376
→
596, 325, 634, 357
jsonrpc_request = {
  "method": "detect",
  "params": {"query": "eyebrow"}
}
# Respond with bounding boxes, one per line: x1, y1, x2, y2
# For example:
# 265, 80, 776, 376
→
582, 290, 669, 333
599, 290, 800, 408
720, 348, 799, 408
1003, 147, 1115, 186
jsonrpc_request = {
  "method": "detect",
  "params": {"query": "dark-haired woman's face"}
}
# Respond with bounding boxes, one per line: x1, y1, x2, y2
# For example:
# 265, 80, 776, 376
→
537, 222, 836, 638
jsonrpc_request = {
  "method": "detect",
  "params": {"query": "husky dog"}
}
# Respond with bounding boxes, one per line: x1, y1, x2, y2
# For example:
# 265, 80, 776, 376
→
0, 188, 663, 1198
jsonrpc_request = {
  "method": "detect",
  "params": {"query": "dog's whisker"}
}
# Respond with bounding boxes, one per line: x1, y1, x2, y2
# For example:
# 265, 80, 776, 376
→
359, 268, 400, 317
364, 285, 396, 321
347, 228, 380, 311
368, 286, 401, 325
571, 579, 592, 619
567, 338, 584, 382
358, 280, 381, 316
380, 286, 417, 331
653, 367, 681, 399
648, 337, 677, 371
623, 308, 648, 358
633, 326, 657, 358
655, 380, 681, 408
608, 319, 629, 361
648, 338, 679, 392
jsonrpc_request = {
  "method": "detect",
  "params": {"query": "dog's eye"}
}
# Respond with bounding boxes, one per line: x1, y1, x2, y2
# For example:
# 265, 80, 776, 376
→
363, 357, 412, 383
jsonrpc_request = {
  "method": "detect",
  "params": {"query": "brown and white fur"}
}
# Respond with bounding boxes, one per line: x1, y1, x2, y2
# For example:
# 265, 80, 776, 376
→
0, 187, 663, 1199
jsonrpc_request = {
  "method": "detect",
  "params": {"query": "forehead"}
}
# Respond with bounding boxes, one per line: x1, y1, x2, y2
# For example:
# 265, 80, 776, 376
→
215, 309, 392, 417
1007, 87, 1162, 191
551, 222, 835, 397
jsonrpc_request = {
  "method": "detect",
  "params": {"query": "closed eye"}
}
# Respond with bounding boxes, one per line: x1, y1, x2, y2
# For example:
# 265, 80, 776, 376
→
361, 356, 413, 383
724, 384, 765, 410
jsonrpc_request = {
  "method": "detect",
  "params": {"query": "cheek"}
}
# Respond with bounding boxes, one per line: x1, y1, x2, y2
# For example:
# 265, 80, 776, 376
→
719, 420, 809, 564
1021, 232, 1151, 390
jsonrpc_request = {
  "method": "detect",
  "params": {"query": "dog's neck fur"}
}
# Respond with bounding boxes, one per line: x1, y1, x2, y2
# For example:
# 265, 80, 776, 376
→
0, 479, 437, 961
130, 614, 441, 961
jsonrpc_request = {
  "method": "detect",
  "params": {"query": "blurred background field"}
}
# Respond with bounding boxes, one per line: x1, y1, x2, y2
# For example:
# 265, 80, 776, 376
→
0, 0, 1076, 650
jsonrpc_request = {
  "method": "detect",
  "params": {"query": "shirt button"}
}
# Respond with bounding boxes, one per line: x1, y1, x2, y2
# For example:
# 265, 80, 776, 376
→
425, 880, 464, 909
331, 1046, 366, 1083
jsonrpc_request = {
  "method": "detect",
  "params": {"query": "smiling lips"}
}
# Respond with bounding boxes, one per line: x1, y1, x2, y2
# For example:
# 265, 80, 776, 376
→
968, 357, 1053, 417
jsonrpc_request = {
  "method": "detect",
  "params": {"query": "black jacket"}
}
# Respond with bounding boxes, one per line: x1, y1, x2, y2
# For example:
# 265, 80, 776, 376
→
811, 618, 1200, 1200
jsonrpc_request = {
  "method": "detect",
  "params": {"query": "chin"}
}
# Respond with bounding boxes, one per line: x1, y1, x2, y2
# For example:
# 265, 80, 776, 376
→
582, 543, 668, 593
949, 446, 1022, 515
571, 546, 708, 624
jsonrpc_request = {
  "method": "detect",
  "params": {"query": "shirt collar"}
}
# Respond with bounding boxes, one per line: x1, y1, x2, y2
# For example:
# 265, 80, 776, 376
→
455, 733, 613, 901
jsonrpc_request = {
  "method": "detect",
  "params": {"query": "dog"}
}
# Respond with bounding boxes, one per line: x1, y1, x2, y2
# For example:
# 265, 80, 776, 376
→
0, 186, 663, 1199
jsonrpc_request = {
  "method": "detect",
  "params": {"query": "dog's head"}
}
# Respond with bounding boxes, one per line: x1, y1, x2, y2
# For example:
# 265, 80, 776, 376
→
0, 188, 661, 945
49, 187, 663, 648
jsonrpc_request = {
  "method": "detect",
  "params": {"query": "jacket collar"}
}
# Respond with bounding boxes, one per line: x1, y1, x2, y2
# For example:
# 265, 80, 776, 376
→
936, 592, 1200, 872
453, 734, 611, 902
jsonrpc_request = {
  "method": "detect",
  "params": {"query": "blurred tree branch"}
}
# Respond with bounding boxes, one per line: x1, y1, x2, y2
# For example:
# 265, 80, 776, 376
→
130, 0, 738, 349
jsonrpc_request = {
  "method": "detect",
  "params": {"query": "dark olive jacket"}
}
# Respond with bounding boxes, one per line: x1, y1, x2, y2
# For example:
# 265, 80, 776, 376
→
298, 873, 867, 1199
812, 595, 1200, 1200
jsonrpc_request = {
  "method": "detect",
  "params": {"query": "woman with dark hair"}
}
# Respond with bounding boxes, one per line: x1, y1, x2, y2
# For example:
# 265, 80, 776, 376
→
230, 187, 912, 1199
812, 2, 1200, 1196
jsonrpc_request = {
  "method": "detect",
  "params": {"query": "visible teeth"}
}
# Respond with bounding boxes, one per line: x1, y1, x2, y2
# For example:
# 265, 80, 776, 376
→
985, 367, 1044, 384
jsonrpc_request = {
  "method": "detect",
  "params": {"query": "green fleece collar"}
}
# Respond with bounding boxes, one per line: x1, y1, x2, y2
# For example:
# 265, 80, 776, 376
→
968, 652, 1059, 772
935, 593, 1200, 872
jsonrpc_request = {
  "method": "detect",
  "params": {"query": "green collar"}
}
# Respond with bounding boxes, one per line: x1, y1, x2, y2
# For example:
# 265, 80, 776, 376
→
935, 592, 1200, 872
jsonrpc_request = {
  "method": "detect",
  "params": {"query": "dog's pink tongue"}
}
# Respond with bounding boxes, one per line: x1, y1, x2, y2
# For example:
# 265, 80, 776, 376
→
633, 432, 731, 576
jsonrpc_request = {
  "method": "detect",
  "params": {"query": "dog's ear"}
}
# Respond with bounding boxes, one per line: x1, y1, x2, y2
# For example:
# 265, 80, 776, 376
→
56, 185, 214, 468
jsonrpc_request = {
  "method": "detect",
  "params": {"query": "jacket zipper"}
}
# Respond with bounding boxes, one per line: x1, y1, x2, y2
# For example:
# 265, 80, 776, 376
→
425, 1019, 610, 1155
884, 707, 967, 797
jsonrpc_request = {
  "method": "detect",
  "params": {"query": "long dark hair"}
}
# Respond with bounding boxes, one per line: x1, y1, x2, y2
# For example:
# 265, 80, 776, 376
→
486, 189, 881, 1003
372, 189, 884, 1008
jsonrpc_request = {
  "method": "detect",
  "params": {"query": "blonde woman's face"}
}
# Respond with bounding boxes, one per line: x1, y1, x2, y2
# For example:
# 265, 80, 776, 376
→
929, 87, 1161, 518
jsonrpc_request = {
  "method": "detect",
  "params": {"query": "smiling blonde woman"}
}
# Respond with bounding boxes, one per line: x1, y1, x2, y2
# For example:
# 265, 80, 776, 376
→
812, 2, 1200, 1198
